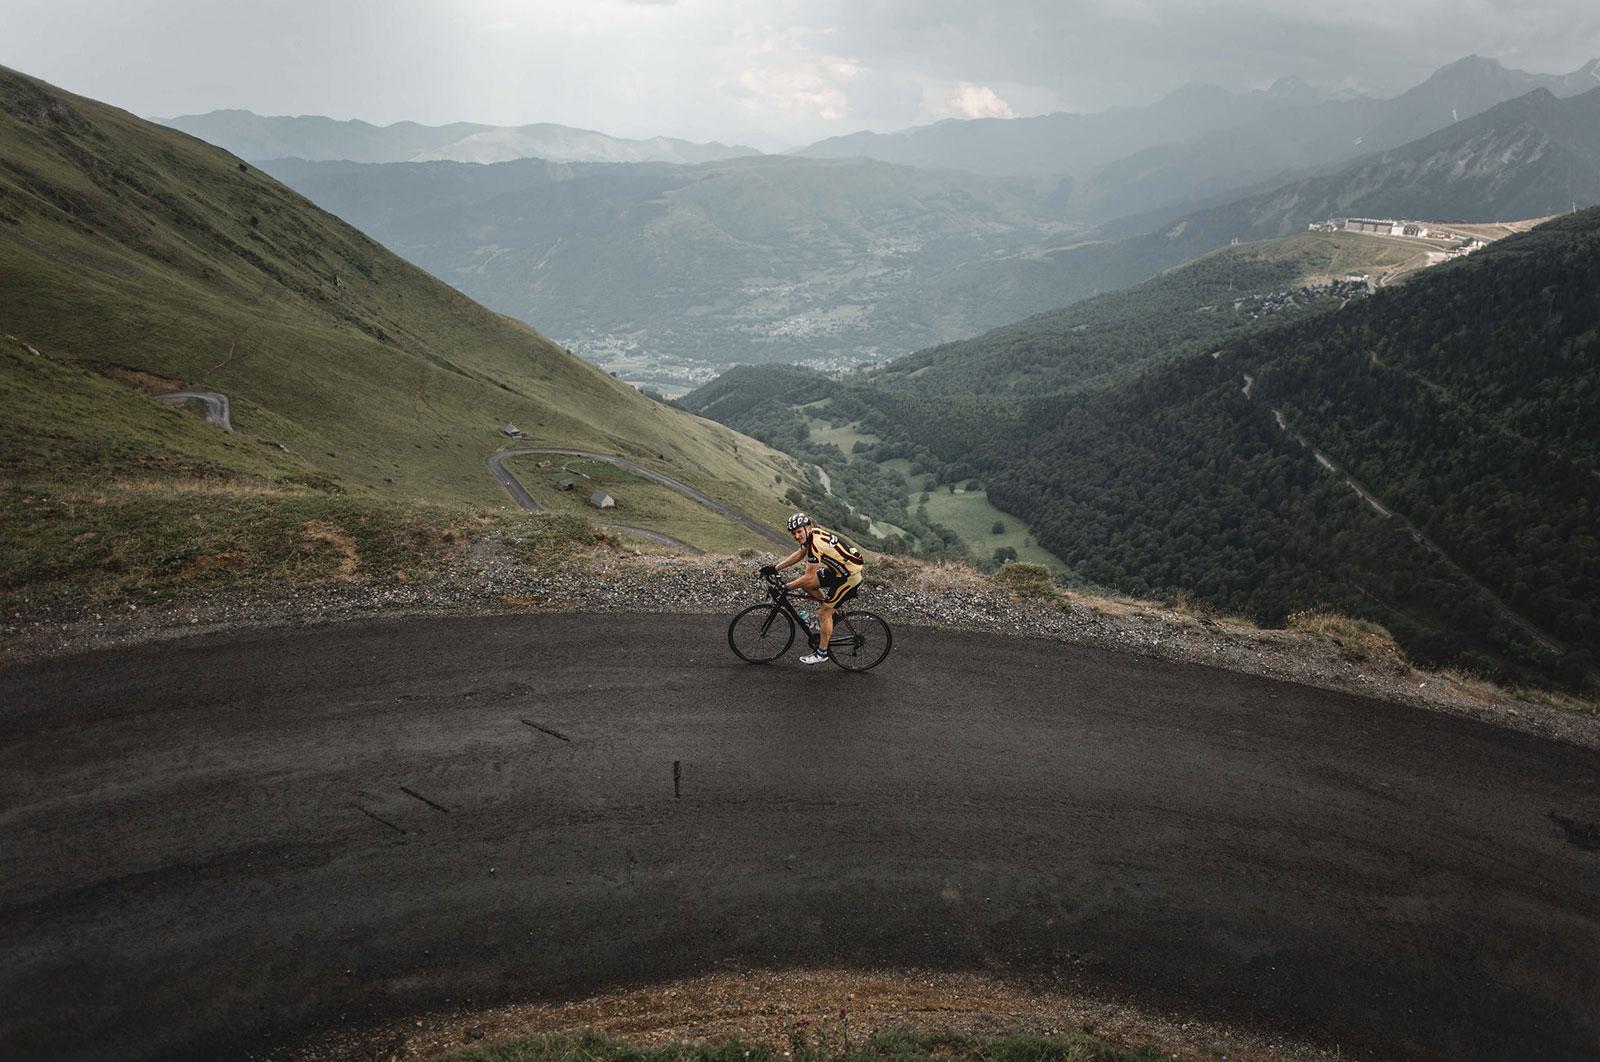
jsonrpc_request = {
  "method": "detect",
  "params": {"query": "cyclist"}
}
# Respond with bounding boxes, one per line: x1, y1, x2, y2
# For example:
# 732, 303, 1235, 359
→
761, 512, 867, 665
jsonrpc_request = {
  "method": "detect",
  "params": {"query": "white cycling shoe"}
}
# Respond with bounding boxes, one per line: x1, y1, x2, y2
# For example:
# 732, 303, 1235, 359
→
800, 649, 831, 665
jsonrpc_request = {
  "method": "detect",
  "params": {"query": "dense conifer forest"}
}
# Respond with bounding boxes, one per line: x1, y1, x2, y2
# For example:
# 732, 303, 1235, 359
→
687, 211, 1600, 688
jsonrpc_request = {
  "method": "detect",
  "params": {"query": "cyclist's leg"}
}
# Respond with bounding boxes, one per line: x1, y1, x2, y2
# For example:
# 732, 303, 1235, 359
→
790, 563, 825, 602
817, 571, 859, 649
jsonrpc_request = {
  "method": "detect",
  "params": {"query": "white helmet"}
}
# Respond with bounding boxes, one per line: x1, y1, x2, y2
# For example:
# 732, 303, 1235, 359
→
787, 512, 811, 532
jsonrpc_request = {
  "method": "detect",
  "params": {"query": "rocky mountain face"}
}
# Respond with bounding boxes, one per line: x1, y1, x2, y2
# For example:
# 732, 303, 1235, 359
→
160, 109, 760, 165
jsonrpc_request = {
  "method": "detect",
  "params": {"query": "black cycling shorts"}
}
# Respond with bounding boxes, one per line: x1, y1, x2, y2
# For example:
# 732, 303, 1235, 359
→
817, 566, 863, 606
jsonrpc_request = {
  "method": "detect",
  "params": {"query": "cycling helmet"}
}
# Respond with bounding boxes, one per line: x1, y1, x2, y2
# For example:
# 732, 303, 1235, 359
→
787, 512, 812, 532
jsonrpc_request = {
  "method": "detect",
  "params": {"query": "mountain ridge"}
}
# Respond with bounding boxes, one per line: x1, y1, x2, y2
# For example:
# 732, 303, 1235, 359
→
159, 108, 762, 166
0, 63, 795, 538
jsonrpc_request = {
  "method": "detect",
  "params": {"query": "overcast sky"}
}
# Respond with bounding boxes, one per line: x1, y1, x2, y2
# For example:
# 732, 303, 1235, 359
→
5, 0, 1599, 149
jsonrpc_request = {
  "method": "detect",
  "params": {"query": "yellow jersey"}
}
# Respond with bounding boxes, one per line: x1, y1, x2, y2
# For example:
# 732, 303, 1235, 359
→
803, 526, 866, 579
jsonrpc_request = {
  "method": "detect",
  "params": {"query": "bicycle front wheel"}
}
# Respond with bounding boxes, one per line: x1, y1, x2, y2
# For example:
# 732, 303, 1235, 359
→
828, 610, 893, 671
728, 603, 796, 663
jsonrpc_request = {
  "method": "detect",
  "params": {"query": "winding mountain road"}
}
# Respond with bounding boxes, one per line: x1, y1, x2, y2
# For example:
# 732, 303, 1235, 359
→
490, 447, 790, 547
486, 450, 703, 553
154, 389, 232, 431
3, 614, 1598, 1060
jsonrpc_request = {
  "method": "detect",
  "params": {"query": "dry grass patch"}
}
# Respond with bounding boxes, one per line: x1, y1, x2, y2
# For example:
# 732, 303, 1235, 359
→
1288, 609, 1408, 669
101, 365, 186, 395
991, 562, 1055, 597
298, 520, 360, 580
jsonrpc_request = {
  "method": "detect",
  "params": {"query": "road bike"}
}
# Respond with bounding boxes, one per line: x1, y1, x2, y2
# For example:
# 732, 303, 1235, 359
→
727, 572, 893, 671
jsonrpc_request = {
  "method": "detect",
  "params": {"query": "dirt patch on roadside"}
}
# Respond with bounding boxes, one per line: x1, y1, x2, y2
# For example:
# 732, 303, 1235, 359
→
297, 521, 358, 580
287, 968, 1337, 1061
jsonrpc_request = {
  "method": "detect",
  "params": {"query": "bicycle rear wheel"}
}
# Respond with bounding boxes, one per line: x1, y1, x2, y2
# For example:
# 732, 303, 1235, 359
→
828, 610, 892, 671
728, 603, 796, 663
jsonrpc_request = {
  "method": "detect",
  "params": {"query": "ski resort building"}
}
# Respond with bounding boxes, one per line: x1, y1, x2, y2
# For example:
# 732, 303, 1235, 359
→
1344, 217, 1404, 235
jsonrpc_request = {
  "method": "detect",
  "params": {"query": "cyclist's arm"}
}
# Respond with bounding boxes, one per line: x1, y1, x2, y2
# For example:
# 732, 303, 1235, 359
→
773, 546, 806, 570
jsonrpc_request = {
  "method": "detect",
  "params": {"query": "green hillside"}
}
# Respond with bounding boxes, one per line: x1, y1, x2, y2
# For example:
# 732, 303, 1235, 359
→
0, 66, 810, 611
870, 231, 1425, 399
686, 216, 1599, 688
979, 211, 1600, 687
0, 65, 797, 530
681, 229, 1416, 568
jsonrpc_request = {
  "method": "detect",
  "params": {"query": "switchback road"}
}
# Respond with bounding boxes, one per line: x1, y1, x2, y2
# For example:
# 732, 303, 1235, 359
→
489, 447, 790, 547
154, 389, 232, 431
2, 614, 1598, 1060
485, 449, 703, 553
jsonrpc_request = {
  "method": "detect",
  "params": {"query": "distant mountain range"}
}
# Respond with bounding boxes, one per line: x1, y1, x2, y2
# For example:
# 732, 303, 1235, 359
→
968, 84, 1600, 322
796, 56, 1600, 224
793, 75, 1332, 177
259, 154, 1083, 367
159, 109, 761, 165
257, 81, 1600, 374
1069, 56, 1600, 222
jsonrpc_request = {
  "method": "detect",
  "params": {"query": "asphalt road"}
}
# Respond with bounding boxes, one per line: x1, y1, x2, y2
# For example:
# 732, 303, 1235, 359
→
3, 614, 1599, 1061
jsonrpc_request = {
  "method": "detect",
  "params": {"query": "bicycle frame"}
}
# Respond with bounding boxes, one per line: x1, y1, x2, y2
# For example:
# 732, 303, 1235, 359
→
759, 574, 862, 652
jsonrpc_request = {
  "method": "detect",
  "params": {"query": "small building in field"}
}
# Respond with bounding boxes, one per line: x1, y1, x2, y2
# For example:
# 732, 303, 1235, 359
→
501, 423, 525, 438
589, 490, 615, 509
556, 479, 576, 492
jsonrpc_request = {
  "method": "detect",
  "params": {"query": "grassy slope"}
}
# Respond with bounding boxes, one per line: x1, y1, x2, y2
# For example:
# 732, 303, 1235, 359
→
506, 456, 771, 554
0, 65, 797, 530
872, 230, 1443, 401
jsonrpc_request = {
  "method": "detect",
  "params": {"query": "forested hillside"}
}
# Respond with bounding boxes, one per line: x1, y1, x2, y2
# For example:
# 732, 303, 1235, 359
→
981, 210, 1599, 686
688, 213, 1600, 688
682, 232, 1399, 566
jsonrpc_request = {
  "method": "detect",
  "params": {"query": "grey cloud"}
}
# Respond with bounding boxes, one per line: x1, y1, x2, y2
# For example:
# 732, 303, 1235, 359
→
803, 0, 1600, 111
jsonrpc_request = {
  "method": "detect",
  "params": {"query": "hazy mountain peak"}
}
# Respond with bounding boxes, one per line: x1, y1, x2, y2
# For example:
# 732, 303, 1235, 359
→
1263, 75, 1313, 98
159, 109, 760, 166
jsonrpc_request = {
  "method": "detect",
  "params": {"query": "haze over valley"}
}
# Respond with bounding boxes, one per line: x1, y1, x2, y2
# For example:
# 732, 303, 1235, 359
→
165, 54, 1600, 397
4, 5, 1600, 1058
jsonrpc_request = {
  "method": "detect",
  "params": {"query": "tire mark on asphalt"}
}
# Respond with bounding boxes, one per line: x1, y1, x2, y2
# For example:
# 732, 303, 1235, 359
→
352, 805, 408, 834
520, 719, 571, 742
397, 786, 450, 814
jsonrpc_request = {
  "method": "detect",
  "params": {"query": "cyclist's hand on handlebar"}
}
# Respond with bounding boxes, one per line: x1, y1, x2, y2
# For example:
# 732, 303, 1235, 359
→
758, 564, 778, 578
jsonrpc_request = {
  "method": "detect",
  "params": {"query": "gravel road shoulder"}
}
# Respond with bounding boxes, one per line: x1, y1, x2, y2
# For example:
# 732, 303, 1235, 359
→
4, 537, 1595, 751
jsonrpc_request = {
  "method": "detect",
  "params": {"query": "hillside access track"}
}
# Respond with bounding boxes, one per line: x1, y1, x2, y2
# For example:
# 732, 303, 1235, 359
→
154, 389, 232, 432
2, 613, 1599, 1061
487, 446, 791, 552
